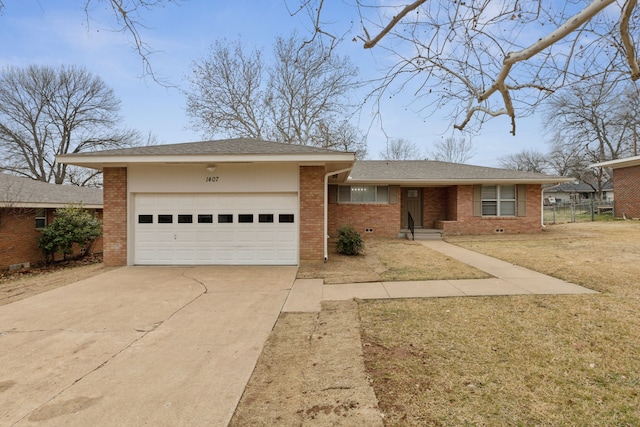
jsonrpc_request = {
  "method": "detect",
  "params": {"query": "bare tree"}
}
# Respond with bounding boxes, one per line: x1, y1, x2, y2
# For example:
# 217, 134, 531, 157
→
8, 1, 640, 137
186, 33, 363, 152
292, 0, 640, 135
0, 65, 139, 184
428, 136, 476, 164
499, 150, 550, 173
379, 138, 421, 160
544, 80, 637, 196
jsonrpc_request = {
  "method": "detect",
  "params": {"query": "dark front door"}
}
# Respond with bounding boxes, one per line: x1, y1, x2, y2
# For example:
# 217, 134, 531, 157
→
402, 188, 422, 228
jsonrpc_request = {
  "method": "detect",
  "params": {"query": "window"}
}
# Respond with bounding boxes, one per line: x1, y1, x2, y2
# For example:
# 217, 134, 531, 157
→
197, 214, 213, 224
158, 214, 173, 224
178, 214, 193, 224
338, 185, 389, 203
259, 214, 274, 223
138, 214, 153, 224
482, 185, 516, 216
279, 214, 295, 223
218, 214, 233, 223
35, 208, 47, 229
238, 214, 254, 223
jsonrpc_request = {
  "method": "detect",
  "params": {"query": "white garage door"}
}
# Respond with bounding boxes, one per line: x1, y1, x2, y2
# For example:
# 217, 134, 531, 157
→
134, 193, 298, 265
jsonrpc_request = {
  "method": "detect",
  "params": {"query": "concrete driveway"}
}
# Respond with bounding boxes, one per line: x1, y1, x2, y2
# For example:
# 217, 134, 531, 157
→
0, 266, 297, 427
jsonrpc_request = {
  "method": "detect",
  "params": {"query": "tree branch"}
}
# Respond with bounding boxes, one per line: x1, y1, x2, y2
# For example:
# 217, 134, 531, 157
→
362, 0, 427, 49
620, 0, 640, 80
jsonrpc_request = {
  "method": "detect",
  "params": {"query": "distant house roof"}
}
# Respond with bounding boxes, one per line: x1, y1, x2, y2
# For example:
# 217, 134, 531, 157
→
0, 174, 103, 208
544, 182, 614, 194
346, 161, 571, 185
591, 155, 640, 169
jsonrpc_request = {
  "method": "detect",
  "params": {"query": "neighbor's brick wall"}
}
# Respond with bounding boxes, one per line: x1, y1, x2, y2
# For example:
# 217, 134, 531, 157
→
436, 185, 542, 234
1, 208, 103, 270
613, 166, 640, 218
103, 167, 128, 266
299, 166, 325, 260
0, 208, 43, 269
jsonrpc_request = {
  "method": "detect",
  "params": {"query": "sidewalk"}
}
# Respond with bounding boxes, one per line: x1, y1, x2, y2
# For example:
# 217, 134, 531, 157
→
283, 240, 597, 312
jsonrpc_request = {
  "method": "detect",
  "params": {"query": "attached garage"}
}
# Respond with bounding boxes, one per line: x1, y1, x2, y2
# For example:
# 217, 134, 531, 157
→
133, 193, 298, 265
57, 139, 356, 267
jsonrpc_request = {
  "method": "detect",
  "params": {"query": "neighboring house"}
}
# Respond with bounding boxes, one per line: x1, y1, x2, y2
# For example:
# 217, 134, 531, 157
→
57, 139, 571, 267
543, 182, 614, 205
592, 156, 640, 219
0, 174, 103, 270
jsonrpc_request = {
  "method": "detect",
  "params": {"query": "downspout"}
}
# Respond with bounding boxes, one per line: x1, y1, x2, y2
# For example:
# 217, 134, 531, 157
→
541, 183, 562, 228
324, 167, 354, 262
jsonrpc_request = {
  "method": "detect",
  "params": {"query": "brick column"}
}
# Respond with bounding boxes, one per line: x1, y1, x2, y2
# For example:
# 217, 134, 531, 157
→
299, 166, 325, 260
103, 167, 128, 266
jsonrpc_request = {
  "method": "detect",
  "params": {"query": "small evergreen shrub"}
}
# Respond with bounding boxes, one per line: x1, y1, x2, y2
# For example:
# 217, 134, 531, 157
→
336, 225, 364, 256
38, 204, 102, 263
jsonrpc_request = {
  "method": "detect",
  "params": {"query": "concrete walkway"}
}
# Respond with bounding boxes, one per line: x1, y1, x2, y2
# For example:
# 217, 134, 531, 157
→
283, 240, 597, 312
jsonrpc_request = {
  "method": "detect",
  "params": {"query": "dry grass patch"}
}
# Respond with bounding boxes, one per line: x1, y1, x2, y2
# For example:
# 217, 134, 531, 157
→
297, 237, 488, 284
360, 222, 640, 426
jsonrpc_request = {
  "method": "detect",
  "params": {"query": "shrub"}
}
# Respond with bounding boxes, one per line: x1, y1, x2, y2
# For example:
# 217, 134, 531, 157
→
336, 225, 364, 256
38, 204, 102, 263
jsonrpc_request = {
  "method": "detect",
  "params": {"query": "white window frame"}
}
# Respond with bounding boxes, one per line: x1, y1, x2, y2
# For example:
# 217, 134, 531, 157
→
337, 185, 390, 204
482, 185, 517, 217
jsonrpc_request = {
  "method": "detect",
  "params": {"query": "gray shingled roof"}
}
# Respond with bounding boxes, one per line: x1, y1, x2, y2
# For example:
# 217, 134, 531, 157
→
545, 182, 613, 193
67, 138, 351, 157
0, 174, 103, 207
348, 160, 567, 182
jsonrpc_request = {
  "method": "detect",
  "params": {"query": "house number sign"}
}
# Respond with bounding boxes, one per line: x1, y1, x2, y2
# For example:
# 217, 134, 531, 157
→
407, 190, 418, 198
205, 176, 220, 183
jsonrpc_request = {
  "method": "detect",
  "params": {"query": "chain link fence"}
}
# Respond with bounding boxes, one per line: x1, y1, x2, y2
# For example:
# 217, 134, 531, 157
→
543, 200, 615, 224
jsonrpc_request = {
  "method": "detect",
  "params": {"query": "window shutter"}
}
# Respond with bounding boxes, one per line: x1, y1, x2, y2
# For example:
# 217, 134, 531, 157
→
389, 185, 399, 204
517, 184, 527, 216
328, 185, 338, 204
473, 185, 482, 216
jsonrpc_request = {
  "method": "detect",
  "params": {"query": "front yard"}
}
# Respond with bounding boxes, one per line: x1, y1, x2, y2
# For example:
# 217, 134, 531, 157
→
361, 221, 640, 425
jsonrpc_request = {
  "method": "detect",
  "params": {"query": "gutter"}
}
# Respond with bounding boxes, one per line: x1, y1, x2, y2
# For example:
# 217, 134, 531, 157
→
541, 183, 562, 228
324, 167, 354, 261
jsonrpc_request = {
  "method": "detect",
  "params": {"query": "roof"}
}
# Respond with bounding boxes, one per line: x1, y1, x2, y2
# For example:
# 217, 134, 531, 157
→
57, 138, 356, 170
65, 138, 349, 156
0, 174, 103, 208
591, 155, 640, 169
345, 161, 572, 185
544, 182, 613, 193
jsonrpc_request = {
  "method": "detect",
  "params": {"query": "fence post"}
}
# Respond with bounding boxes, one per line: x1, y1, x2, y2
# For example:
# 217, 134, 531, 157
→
591, 195, 595, 221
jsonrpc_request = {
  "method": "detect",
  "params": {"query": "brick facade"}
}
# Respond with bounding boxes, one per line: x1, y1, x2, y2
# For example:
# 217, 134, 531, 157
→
299, 166, 325, 260
328, 201, 401, 238
613, 166, 640, 219
103, 167, 128, 266
436, 185, 542, 234
327, 184, 543, 240
1, 208, 103, 270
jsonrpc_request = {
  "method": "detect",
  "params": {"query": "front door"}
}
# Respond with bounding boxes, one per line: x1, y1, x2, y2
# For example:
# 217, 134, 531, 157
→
402, 188, 423, 228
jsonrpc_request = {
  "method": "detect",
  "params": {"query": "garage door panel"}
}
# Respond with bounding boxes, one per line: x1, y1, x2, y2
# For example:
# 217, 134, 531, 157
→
134, 194, 298, 265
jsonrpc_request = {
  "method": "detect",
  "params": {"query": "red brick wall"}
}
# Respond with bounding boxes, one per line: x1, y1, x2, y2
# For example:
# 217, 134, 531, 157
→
0, 208, 103, 270
436, 185, 542, 234
423, 187, 448, 228
328, 202, 401, 238
0, 208, 42, 269
613, 166, 640, 218
299, 166, 325, 260
103, 167, 128, 266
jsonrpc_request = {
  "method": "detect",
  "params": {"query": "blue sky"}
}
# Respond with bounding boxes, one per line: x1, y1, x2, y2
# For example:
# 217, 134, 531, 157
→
0, 0, 547, 166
